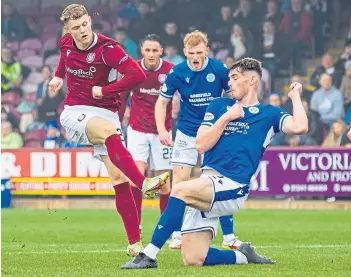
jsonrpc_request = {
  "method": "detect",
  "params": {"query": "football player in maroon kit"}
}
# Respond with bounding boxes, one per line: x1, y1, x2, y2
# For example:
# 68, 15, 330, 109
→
127, 34, 173, 232
48, 4, 169, 257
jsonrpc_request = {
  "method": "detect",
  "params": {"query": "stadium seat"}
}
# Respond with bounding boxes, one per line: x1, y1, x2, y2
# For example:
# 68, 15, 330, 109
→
42, 38, 58, 53
25, 71, 43, 85
24, 129, 47, 142
45, 55, 60, 71
20, 6, 41, 17
1, 92, 21, 107
42, 23, 62, 36
41, 32, 59, 43
42, 5, 63, 17
23, 140, 42, 148
39, 16, 59, 27
20, 38, 43, 52
17, 49, 37, 61
21, 55, 43, 71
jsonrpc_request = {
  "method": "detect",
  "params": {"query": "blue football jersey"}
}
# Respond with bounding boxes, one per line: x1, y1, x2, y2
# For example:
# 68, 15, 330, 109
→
160, 57, 230, 137
201, 97, 290, 184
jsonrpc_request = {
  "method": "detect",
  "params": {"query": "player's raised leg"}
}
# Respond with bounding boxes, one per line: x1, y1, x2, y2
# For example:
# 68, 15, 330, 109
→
131, 161, 145, 229
85, 117, 169, 197
168, 164, 192, 249
156, 170, 171, 214
101, 156, 142, 257
220, 215, 243, 249
121, 175, 274, 269
121, 176, 212, 269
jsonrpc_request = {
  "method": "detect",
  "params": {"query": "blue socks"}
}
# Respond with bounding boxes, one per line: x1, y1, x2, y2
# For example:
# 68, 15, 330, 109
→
220, 215, 234, 236
203, 247, 236, 266
150, 196, 186, 249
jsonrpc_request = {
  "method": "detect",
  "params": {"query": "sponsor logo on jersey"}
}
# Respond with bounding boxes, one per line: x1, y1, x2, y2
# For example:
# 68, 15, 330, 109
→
86, 52, 95, 63
67, 66, 96, 79
185, 77, 190, 83
161, 83, 168, 92
204, 112, 214, 121
169, 68, 174, 74
206, 73, 215, 82
158, 74, 167, 83
139, 88, 160, 96
249, 106, 259, 114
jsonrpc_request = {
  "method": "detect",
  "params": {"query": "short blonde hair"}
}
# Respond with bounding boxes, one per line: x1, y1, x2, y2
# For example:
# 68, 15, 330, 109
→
183, 30, 208, 48
60, 4, 88, 24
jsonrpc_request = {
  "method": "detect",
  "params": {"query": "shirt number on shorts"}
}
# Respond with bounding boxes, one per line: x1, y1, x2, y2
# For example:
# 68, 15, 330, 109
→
162, 148, 172, 160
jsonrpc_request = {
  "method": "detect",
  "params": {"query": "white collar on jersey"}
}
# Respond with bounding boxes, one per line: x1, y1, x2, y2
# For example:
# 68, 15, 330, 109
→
186, 57, 209, 72
141, 58, 163, 71
85, 33, 98, 51
236, 100, 260, 107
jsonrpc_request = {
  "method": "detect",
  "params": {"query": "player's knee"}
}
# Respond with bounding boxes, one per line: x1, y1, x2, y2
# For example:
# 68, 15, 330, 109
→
171, 182, 193, 204
182, 252, 205, 266
110, 172, 128, 186
101, 123, 117, 140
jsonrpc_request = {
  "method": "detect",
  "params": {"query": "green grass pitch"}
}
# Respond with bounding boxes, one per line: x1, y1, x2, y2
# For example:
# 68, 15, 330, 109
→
2, 208, 351, 277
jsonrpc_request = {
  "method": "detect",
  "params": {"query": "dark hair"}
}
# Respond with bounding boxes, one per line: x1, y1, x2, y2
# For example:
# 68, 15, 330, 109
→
229, 57, 262, 78
141, 34, 162, 47
41, 64, 52, 73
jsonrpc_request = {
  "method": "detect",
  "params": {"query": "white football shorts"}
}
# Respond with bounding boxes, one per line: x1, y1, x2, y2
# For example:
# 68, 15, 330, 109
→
171, 130, 201, 167
181, 169, 249, 239
60, 105, 125, 159
127, 126, 172, 171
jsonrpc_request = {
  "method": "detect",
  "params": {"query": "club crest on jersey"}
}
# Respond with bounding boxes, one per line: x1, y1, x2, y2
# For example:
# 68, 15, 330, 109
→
206, 73, 215, 82
204, 112, 214, 121
161, 83, 168, 92
67, 50, 71, 56
249, 106, 259, 114
185, 77, 190, 83
158, 74, 167, 83
86, 53, 95, 63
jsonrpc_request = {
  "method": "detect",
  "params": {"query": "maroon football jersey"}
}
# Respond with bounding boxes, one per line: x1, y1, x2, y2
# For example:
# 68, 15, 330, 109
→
55, 33, 145, 112
129, 59, 173, 134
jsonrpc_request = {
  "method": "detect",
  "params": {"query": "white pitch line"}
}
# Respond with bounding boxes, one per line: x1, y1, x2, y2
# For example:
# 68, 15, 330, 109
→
259, 244, 351, 249
2, 244, 351, 255
3, 249, 126, 255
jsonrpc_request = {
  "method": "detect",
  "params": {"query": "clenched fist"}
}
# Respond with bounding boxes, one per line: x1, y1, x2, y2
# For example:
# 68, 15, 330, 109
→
226, 103, 245, 121
48, 77, 63, 92
92, 86, 103, 99
288, 82, 303, 99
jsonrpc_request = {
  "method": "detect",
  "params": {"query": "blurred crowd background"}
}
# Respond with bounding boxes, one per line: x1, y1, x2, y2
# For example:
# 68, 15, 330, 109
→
2, 0, 351, 151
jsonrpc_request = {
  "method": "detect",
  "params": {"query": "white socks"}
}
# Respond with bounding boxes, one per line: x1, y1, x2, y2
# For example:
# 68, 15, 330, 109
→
172, 231, 181, 238
143, 243, 160, 260
223, 234, 236, 242
235, 251, 248, 264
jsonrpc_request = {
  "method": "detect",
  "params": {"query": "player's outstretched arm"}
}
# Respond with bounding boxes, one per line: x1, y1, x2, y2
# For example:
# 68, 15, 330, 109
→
94, 45, 146, 98
196, 103, 244, 154
48, 53, 65, 92
282, 82, 309, 135
155, 96, 172, 146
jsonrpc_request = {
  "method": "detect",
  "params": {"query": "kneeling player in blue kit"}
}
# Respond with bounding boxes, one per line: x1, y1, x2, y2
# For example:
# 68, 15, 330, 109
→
121, 58, 308, 269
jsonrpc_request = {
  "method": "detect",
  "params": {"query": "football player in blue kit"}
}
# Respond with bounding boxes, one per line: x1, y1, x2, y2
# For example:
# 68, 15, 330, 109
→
154, 30, 239, 249
121, 57, 308, 269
